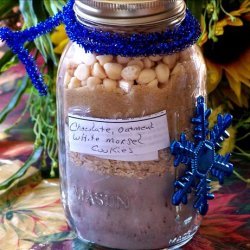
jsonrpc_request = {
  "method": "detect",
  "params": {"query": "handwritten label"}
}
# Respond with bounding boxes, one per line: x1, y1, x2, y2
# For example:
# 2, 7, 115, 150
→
68, 111, 170, 161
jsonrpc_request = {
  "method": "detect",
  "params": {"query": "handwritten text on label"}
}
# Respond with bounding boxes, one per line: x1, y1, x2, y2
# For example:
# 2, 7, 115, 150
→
68, 111, 170, 161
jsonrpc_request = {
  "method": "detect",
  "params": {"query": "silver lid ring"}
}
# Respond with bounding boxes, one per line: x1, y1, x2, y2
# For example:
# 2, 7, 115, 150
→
74, 0, 186, 27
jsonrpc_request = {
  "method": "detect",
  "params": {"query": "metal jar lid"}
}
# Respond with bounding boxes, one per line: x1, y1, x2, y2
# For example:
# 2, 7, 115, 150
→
74, 0, 186, 27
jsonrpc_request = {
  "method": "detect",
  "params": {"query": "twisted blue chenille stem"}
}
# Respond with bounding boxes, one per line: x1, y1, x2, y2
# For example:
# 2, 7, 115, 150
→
0, 0, 201, 96
0, 5, 66, 95
63, 6, 201, 57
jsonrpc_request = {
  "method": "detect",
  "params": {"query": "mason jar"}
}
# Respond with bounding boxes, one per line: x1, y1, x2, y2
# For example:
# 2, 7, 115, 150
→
57, 0, 207, 249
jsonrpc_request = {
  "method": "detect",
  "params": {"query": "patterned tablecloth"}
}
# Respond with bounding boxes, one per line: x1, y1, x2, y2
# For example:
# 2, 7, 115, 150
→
0, 90, 249, 250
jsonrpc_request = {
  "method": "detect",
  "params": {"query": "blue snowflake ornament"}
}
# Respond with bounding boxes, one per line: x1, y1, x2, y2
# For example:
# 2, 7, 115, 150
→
171, 96, 234, 216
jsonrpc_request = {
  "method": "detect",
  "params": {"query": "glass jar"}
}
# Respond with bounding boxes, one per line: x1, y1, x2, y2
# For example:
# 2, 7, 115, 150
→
57, 0, 207, 249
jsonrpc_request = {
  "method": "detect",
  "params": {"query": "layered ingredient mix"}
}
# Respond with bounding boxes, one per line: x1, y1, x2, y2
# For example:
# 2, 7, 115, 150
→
58, 44, 206, 249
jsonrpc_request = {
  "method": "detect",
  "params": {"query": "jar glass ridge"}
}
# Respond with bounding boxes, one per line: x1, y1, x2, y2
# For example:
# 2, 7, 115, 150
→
57, 1, 207, 249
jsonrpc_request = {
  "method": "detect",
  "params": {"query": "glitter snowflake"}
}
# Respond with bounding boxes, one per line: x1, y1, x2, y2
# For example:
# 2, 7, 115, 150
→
171, 96, 234, 216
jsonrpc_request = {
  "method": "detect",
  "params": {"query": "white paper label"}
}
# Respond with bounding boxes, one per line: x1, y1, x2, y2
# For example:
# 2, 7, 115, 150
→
68, 111, 170, 161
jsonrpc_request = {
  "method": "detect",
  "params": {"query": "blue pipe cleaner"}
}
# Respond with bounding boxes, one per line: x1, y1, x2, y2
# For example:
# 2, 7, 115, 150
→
0, 0, 201, 95
0, 10, 65, 96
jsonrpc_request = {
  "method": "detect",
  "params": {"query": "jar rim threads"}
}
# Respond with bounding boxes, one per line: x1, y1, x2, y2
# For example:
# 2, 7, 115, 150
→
74, 0, 186, 27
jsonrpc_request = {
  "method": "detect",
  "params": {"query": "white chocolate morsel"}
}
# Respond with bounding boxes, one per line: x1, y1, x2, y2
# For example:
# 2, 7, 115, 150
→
169, 63, 187, 86
87, 76, 102, 90
147, 79, 159, 88
96, 55, 113, 66
137, 69, 156, 85
121, 65, 141, 81
81, 80, 87, 87
128, 60, 144, 69
72, 46, 86, 64
92, 63, 106, 79
103, 79, 117, 91
163, 54, 178, 70
155, 63, 170, 84
119, 80, 134, 93
179, 48, 193, 62
143, 58, 155, 69
67, 62, 78, 76
117, 56, 131, 64
74, 64, 90, 81
104, 63, 123, 80
68, 77, 81, 89
171, 63, 185, 76
82, 53, 97, 65
149, 55, 162, 62
134, 56, 145, 60
64, 72, 71, 87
